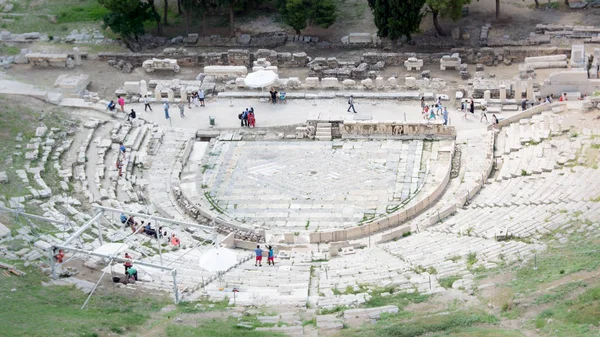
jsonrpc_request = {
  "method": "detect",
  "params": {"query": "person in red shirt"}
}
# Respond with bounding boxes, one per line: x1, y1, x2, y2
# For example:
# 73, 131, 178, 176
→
123, 253, 133, 273
559, 93, 567, 102
54, 249, 65, 263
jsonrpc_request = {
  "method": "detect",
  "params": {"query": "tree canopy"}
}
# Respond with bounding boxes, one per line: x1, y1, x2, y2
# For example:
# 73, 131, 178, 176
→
98, 0, 157, 40
368, 0, 426, 41
280, 0, 337, 35
426, 0, 471, 36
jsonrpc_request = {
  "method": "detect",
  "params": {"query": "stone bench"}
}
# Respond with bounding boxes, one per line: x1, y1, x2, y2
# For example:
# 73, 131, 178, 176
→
204, 65, 248, 79
142, 58, 180, 73
26, 53, 71, 67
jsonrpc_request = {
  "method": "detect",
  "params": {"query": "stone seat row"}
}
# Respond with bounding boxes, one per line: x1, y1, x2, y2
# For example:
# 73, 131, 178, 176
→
440, 201, 600, 239
473, 167, 600, 208
381, 232, 539, 277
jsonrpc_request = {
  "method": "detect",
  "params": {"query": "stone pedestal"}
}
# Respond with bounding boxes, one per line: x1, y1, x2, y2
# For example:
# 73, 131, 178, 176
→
180, 86, 187, 101
73, 47, 81, 66
154, 84, 163, 100
499, 84, 507, 103
514, 80, 522, 99
526, 78, 534, 101
483, 90, 491, 101
166, 88, 174, 102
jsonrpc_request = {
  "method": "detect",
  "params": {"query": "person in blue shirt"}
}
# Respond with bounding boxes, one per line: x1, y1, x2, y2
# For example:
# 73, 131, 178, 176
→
254, 245, 263, 267
267, 246, 275, 266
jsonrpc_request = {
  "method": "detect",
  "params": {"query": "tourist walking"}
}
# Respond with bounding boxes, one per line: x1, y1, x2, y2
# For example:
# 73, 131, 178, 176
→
117, 96, 125, 113
267, 246, 275, 266
178, 101, 185, 118
436, 96, 442, 115
347, 95, 357, 113
163, 101, 170, 119
429, 106, 436, 120
192, 91, 200, 107
420, 96, 425, 109
462, 100, 469, 119
492, 114, 499, 126
143, 95, 152, 112
186, 92, 192, 109
198, 89, 205, 107
480, 105, 488, 123
254, 245, 263, 267
442, 107, 449, 125
469, 99, 475, 115
521, 99, 527, 111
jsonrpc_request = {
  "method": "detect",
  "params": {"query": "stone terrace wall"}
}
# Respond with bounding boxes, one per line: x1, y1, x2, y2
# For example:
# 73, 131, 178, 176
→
341, 121, 456, 140
98, 49, 309, 68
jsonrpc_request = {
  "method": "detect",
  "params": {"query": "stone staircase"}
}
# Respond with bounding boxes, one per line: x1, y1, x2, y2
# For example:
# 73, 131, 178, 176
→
315, 122, 332, 141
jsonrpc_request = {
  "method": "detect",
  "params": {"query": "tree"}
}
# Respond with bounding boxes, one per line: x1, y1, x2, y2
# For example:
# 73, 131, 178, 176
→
164, 0, 169, 26
310, 0, 336, 29
281, 0, 337, 34
368, 0, 426, 41
426, 0, 471, 36
217, 0, 242, 37
284, 0, 307, 34
147, 0, 163, 35
98, 0, 155, 40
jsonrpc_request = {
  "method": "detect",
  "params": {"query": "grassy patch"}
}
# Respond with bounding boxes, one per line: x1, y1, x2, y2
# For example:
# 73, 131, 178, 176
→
428, 327, 525, 336
438, 275, 461, 289
0, 44, 20, 55
534, 281, 586, 305
176, 299, 229, 313
165, 318, 285, 337
0, 261, 170, 337
340, 310, 499, 337
534, 285, 600, 336
507, 236, 600, 294
363, 286, 428, 308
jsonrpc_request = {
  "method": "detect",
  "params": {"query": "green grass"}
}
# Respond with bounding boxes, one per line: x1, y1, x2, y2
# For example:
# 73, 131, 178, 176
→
0, 44, 20, 55
438, 275, 461, 289
506, 235, 600, 294
534, 281, 586, 305
0, 261, 170, 337
165, 318, 285, 337
363, 286, 428, 308
176, 299, 229, 313
340, 310, 499, 337
534, 286, 600, 336
428, 327, 525, 336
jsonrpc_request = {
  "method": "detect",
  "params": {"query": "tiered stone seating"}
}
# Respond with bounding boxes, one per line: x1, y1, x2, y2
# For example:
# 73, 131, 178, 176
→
203, 254, 311, 307
317, 247, 429, 309
438, 166, 600, 238
381, 232, 541, 277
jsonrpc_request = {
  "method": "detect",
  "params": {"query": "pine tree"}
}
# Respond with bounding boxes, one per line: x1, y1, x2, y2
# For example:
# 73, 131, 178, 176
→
369, 0, 426, 42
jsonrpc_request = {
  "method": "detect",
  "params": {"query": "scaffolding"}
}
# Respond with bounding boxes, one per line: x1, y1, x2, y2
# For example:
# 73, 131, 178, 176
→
1, 204, 218, 306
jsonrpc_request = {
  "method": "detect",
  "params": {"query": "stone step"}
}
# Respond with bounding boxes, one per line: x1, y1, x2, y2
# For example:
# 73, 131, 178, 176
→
315, 131, 332, 137
315, 136, 332, 141
316, 122, 332, 127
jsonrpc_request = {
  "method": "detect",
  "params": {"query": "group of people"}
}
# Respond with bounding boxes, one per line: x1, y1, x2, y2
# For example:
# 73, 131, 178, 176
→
119, 213, 180, 246
109, 90, 208, 122
460, 98, 499, 125
421, 96, 450, 125
254, 245, 275, 267
239, 107, 256, 127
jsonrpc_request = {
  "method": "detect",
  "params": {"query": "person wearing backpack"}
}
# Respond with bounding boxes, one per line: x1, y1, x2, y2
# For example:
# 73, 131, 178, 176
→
347, 95, 357, 113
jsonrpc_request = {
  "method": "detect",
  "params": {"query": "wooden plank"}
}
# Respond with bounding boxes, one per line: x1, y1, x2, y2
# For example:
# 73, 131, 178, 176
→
0, 262, 26, 276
